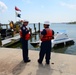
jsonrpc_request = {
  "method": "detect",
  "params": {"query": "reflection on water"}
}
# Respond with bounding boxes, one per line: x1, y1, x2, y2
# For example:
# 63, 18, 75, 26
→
52, 47, 68, 53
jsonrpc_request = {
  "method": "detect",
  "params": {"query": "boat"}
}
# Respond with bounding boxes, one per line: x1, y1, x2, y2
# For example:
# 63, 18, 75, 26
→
51, 32, 74, 48
30, 32, 74, 48
30, 41, 40, 47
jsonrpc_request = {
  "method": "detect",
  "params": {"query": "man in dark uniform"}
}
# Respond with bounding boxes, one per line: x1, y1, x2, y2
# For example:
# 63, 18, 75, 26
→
38, 21, 54, 65
20, 20, 31, 63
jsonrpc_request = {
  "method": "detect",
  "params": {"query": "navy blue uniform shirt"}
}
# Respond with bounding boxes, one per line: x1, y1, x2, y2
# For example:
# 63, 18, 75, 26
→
21, 25, 29, 38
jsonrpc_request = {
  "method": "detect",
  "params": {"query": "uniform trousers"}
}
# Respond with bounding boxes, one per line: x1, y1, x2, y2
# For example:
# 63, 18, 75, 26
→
38, 40, 51, 63
20, 38, 29, 61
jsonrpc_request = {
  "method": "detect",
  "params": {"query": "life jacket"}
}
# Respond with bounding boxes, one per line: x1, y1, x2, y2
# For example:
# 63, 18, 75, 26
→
25, 32, 30, 40
19, 29, 30, 40
41, 28, 53, 41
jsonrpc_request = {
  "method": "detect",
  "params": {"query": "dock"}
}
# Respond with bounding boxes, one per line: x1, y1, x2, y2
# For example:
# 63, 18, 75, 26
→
0, 47, 76, 75
1, 34, 20, 46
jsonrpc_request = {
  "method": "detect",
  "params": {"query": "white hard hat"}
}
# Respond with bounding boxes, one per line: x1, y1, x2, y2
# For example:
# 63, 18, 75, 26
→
44, 21, 50, 25
22, 19, 29, 23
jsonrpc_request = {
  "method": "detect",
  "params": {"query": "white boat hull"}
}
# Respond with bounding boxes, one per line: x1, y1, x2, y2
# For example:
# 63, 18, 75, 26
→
30, 33, 74, 48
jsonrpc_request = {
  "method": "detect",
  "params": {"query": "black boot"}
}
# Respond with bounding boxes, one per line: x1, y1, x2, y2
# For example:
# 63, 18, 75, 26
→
38, 59, 42, 64
24, 59, 31, 63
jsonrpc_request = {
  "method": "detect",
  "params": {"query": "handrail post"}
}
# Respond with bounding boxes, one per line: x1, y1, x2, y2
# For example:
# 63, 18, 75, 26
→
0, 33, 2, 46
38, 22, 40, 33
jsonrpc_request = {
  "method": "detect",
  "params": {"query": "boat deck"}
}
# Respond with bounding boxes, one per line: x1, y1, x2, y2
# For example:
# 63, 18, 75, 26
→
2, 34, 20, 46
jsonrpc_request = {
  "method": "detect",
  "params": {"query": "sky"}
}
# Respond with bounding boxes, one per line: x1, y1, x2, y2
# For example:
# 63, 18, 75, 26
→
0, 0, 76, 24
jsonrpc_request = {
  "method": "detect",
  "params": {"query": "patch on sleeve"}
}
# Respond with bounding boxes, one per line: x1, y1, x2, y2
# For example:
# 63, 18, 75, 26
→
23, 27, 25, 30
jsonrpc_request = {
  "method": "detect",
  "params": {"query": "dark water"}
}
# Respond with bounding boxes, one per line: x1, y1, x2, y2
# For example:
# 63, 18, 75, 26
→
49, 23, 76, 55
9, 23, 76, 55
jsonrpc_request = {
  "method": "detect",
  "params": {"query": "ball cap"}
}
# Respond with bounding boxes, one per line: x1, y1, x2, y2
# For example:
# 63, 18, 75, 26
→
44, 21, 50, 25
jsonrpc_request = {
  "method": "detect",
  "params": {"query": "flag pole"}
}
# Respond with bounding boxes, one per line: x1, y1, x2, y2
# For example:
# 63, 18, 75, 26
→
15, 6, 21, 22
15, 10, 17, 23
15, 6, 17, 23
